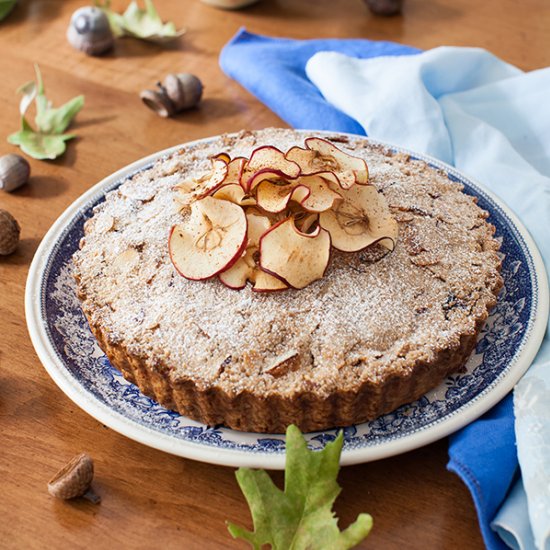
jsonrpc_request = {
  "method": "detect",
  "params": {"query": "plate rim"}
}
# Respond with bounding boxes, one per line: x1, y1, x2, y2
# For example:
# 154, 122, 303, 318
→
25, 130, 549, 469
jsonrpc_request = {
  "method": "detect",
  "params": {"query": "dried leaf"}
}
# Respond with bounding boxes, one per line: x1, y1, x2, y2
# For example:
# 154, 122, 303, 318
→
227, 425, 373, 550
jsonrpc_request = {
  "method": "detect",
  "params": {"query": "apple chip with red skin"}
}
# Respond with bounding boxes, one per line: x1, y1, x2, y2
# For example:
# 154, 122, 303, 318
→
319, 184, 398, 252
212, 152, 231, 164
212, 183, 256, 207
259, 218, 331, 289
295, 175, 342, 212
286, 139, 368, 189
225, 157, 247, 185
171, 136, 398, 291
256, 181, 310, 214
241, 146, 301, 193
169, 196, 248, 281
176, 158, 228, 201
305, 137, 369, 187
253, 270, 288, 292
219, 212, 270, 289
219, 211, 290, 291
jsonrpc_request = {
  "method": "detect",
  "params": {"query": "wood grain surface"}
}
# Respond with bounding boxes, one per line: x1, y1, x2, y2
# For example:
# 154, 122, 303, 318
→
1, 1, 548, 548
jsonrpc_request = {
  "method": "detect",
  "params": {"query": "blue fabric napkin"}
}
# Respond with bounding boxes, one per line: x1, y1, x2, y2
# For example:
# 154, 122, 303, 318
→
220, 29, 420, 134
220, 29, 550, 550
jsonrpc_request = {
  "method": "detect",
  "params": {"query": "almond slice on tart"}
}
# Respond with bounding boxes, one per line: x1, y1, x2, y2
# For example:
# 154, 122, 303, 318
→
219, 212, 271, 289
169, 196, 248, 280
259, 218, 331, 289
304, 137, 369, 188
319, 184, 398, 252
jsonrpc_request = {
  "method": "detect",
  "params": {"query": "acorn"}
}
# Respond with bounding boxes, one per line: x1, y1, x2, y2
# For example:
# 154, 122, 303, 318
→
363, 0, 403, 16
47, 453, 101, 504
0, 209, 20, 256
140, 73, 203, 118
200, 0, 261, 8
67, 6, 114, 56
0, 154, 30, 192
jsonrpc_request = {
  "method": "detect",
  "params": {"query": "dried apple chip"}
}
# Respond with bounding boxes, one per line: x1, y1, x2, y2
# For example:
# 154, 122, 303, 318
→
177, 157, 228, 200
295, 175, 342, 212
305, 137, 369, 188
259, 218, 331, 289
212, 183, 256, 207
319, 185, 398, 252
169, 196, 248, 280
219, 212, 271, 289
242, 146, 301, 192
256, 181, 310, 214
252, 269, 289, 292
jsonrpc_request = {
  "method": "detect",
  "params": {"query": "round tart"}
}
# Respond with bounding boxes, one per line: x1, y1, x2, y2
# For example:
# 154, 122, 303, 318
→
73, 128, 503, 433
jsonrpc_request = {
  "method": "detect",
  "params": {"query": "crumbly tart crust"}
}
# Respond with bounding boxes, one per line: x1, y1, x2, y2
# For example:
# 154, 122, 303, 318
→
73, 129, 503, 433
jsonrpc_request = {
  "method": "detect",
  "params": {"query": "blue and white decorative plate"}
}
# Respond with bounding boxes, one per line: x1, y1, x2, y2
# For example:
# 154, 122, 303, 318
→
25, 132, 549, 470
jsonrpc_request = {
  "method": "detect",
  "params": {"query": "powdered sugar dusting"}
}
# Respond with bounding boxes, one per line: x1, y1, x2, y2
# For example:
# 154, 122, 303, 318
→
73, 129, 502, 399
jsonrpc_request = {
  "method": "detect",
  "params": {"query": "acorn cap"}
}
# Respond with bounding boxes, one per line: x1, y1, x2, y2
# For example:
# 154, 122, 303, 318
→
47, 453, 99, 502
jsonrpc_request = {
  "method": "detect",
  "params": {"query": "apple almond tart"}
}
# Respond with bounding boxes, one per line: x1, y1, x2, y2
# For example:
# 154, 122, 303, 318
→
73, 128, 503, 433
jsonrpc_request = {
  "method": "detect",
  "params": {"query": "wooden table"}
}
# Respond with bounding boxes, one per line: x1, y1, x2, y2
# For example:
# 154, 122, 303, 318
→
1, 1, 548, 548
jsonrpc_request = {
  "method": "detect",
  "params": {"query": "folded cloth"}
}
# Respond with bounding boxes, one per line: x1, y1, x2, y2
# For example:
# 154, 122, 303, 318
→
306, 47, 550, 550
220, 28, 419, 134
492, 478, 537, 550
220, 30, 550, 550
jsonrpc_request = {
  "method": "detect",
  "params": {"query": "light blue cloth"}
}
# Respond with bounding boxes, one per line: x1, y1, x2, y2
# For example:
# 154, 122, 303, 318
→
220, 31, 550, 550
492, 479, 537, 550
306, 47, 550, 550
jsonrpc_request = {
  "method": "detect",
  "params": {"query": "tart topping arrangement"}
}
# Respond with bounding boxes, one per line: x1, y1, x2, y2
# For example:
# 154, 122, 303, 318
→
169, 138, 399, 290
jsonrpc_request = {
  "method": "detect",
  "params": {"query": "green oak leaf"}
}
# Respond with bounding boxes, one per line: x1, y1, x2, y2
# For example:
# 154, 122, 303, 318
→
97, 0, 184, 43
8, 119, 75, 160
0, 0, 17, 22
227, 425, 373, 550
8, 65, 84, 160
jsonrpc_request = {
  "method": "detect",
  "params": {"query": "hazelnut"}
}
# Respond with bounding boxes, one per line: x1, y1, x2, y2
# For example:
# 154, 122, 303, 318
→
0, 209, 20, 255
0, 154, 30, 192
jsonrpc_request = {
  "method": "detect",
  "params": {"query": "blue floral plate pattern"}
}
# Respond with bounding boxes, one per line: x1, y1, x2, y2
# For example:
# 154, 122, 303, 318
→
25, 133, 549, 469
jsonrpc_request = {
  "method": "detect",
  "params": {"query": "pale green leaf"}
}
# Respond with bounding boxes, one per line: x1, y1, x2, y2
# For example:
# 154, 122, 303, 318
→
0, 0, 17, 22
17, 81, 37, 117
227, 425, 373, 550
97, 0, 184, 43
8, 127, 75, 160
35, 95, 84, 134
9, 65, 84, 160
